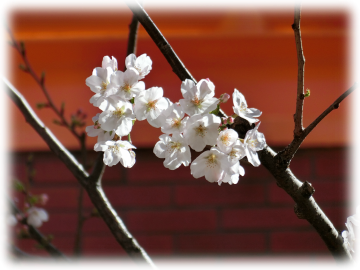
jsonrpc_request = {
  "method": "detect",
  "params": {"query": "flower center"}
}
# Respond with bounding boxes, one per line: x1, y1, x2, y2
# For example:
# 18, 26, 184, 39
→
112, 106, 126, 118
108, 145, 120, 153
220, 133, 231, 145
247, 138, 258, 148
101, 81, 109, 94
171, 118, 182, 129
194, 124, 207, 137
191, 96, 202, 108
206, 153, 217, 168
229, 148, 239, 159
169, 141, 181, 152
239, 102, 247, 112
146, 100, 158, 112
121, 83, 131, 93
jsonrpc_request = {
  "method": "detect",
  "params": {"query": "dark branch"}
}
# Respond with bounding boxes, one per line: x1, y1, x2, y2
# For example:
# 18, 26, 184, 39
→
292, 4, 305, 137
258, 147, 351, 260
10, 200, 68, 259
1, 241, 58, 266
277, 83, 356, 167
125, 0, 196, 83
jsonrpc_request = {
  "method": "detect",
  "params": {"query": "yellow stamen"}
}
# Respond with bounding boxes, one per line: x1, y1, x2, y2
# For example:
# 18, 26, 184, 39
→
146, 100, 158, 112
191, 96, 202, 107
195, 124, 206, 137
121, 83, 131, 93
171, 118, 182, 129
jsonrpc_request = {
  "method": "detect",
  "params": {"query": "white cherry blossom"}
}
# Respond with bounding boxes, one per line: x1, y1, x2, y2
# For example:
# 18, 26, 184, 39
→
342, 207, 359, 254
102, 56, 118, 71
86, 67, 117, 109
216, 129, 239, 154
233, 88, 262, 124
243, 122, 266, 167
134, 87, 170, 128
183, 114, 221, 152
179, 79, 219, 116
27, 207, 49, 228
98, 97, 135, 137
161, 102, 188, 135
94, 140, 136, 167
108, 68, 145, 100
125, 53, 152, 80
190, 147, 230, 183
154, 133, 191, 170
85, 113, 115, 142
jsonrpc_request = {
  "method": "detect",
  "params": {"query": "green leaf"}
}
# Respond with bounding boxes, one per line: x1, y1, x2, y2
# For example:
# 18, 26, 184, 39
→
36, 103, 47, 109
27, 195, 39, 205
53, 119, 62, 126
19, 64, 27, 71
209, 104, 220, 115
304, 89, 311, 98
14, 180, 25, 192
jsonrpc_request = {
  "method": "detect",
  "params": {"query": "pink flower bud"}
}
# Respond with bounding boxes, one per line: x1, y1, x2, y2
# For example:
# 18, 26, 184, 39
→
39, 194, 49, 205
221, 117, 227, 125
219, 93, 230, 103
206, 78, 210, 81
24, 203, 30, 208
227, 117, 234, 124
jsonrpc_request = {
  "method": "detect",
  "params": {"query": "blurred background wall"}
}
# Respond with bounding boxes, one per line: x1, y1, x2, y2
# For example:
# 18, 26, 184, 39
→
8, 3, 351, 260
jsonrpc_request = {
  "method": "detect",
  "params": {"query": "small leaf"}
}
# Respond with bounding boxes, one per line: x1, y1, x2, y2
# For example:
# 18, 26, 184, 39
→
53, 119, 63, 126
14, 180, 25, 192
27, 195, 39, 205
209, 104, 220, 116
304, 88, 311, 98
36, 103, 48, 109
19, 64, 27, 71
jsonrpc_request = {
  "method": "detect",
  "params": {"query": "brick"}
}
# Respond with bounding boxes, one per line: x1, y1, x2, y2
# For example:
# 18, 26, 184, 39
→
312, 182, 347, 203
271, 231, 328, 252
83, 186, 172, 208
33, 159, 78, 183
175, 184, 265, 206
40, 213, 77, 234
30, 187, 79, 210
177, 233, 266, 254
14, 238, 52, 257
222, 256, 311, 269
82, 216, 111, 234
269, 181, 348, 204
268, 183, 294, 204
127, 160, 193, 183
315, 154, 347, 178
289, 156, 312, 178
222, 207, 310, 230
154, 257, 216, 269
126, 210, 217, 233
83, 235, 173, 258
102, 165, 122, 182
242, 163, 271, 181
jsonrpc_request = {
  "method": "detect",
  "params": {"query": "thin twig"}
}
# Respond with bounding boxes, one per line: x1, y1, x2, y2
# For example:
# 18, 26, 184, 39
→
6, 27, 84, 142
10, 200, 68, 259
1, 241, 58, 266
125, 0, 196, 82
5, 78, 156, 267
292, 4, 305, 137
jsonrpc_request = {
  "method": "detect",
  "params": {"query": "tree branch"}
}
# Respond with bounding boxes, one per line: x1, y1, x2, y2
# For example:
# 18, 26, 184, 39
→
278, 83, 356, 166
125, 0, 196, 83
257, 147, 351, 260
1, 241, 58, 266
5, 78, 156, 267
10, 200, 68, 259
292, 4, 305, 137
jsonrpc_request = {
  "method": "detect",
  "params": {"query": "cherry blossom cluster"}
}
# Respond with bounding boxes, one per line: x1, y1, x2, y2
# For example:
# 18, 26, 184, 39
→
342, 207, 359, 255
85, 55, 266, 185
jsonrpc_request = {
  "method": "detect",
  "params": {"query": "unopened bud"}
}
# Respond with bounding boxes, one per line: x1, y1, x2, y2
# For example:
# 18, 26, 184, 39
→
219, 93, 230, 103
227, 117, 234, 125
39, 194, 49, 205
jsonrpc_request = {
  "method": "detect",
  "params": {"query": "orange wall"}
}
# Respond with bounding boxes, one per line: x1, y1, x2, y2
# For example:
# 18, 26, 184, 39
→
7, 6, 351, 151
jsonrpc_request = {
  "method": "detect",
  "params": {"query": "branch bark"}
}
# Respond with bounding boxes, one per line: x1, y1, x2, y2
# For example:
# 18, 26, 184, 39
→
1, 241, 58, 266
292, 4, 305, 137
5, 78, 156, 267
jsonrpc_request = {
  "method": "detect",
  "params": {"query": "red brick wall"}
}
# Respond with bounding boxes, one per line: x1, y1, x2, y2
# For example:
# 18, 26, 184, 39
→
11, 147, 349, 259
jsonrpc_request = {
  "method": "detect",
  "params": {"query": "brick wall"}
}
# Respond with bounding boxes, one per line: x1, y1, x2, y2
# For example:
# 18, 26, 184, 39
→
11, 147, 349, 260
